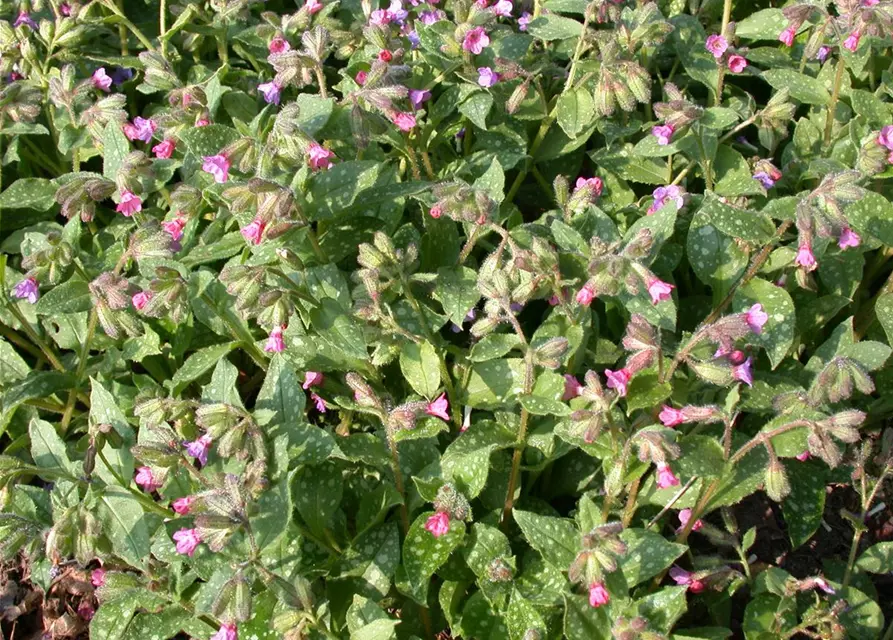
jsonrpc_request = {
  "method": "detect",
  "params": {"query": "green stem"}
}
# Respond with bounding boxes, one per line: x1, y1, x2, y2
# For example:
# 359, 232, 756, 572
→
104, 0, 156, 52
199, 292, 268, 368
159, 0, 168, 58
563, 7, 593, 93
97, 449, 171, 516
505, 105, 557, 204
824, 55, 846, 148
720, 0, 733, 37
60, 309, 98, 433
315, 66, 328, 99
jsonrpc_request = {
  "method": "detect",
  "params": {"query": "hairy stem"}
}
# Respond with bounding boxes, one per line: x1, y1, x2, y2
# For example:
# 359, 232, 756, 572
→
824, 55, 846, 148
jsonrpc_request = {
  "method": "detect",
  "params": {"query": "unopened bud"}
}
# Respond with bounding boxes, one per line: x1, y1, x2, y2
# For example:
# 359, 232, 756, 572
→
765, 458, 790, 501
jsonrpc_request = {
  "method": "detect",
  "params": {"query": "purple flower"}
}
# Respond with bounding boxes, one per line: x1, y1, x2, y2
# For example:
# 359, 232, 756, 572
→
463, 27, 490, 54
92, 68, 112, 92
648, 185, 685, 214
518, 11, 531, 31
264, 326, 285, 353
369, 9, 393, 25
419, 10, 443, 25
303, 371, 324, 389
753, 171, 775, 189
669, 566, 705, 592
878, 126, 893, 151
795, 245, 817, 271
838, 227, 861, 250
388, 0, 409, 22
258, 80, 282, 105
13, 11, 36, 29
111, 67, 134, 85
409, 88, 432, 110
705, 34, 728, 59
652, 124, 675, 146
816, 46, 831, 63
745, 303, 768, 334
406, 30, 420, 48
185, 434, 212, 467
123, 117, 157, 143
311, 392, 327, 413
202, 154, 231, 183
12, 277, 39, 304
477, 67, 499, 88
732, 356, 754, 386
308, 142, 336, 170
173, 528, 202, 557
241, 218, 266, 245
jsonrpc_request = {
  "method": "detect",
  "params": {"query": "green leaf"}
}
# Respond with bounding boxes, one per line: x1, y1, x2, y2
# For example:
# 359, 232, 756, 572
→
434, 266, 480, 325
734, 278, 796, 369
626, 374, 672, 412
29, 417, 73, 473
838, 584, 884, 640
594, 146, 668, 184
637, 586, 689, 633
401, 511, 465, 602
762, 69, 831, 105
307, 161, 382, 220
294, 93, 335, 137
0, 338, 29, 385
256, 355, 307, 429
850, 89, 892, 128
1, 372, 75, 436
202, 358, 243, 407
699, 193, 776, 243
735, 8, 788, 40
782, 460, 825, 549
465, 358, 524, 408
462, 591, 511, 639
90, 596, 139, 640
527, 15, 583, 40
102, 121, 130, 180
178, 124, 241, 158
309, 298, 368, 360
169, 343, 237, 395
856, 542, 893, 573
253, 471, 293, 550
674, 435, 726, 479
0, 178, 57, 210
513, 510, 578, 568
713, 147, 763, 197
98, 488, 151, 570
506, 589, 546, 640
90, 377, 135, 486
347, 595, 399, 640
335, 523, 401, 598
619, 528, 687, 587
399, 341, 441, 398
564, 594, 612, 637
294, 462, 343, 538
34, 280, 92, 315
473, 159, 505, 203
557, 87, 595, 139
847, 192, 893, 245
459, 91, 493, 131
688, 207, 749, 292
464, 522, 513, 579
469, 333, 521, 362
841, 340, 892, 371
441, 421, 514, 497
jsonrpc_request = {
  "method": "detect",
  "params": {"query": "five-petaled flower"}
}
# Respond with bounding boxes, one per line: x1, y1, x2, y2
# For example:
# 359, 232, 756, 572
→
308, 142, 336, 170
659, 405, 686, 427
92, 68, 112, 92
185, 434, 212, 466
576, 283, 596, 306
727, 55, 748, 73
123, 117, 156, 143
12, 277, 39, 304
588, 582, 610, 608
656, 462, 680, 489
477, 67, 499, 87
152, 139, 176, 159
172, 496, 194, 515
652, 124, 675, 146
132, 291, 152, 311
241, 218, 266, 245
745, 303, 768, 334
605, 368, 631, 397
795, 245, 817, 271
116, 190, 142, 217
562, 375, 583, 401
425, 512, 450, 537
202, 154, 231, 183
670, 566, 705, 592
463, 27, 490, 54
647, 278, 675, 305
392, 112, 417, 131
135, 466, 161, 492
303, 371, 324, 389
173, 528, 202, 557
258, 80, 282, 105
705, 34, 728, 59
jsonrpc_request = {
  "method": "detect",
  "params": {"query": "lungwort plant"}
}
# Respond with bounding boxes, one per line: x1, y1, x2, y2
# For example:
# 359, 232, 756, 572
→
3, 0, 893, 638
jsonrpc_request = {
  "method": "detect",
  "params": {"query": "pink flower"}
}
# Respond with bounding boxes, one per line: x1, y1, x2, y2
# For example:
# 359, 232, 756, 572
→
677, 508, 703, 533
463, 27, 490, 54
162, 217, 187, 242
91, 568, 106, 587
605, 368, 631, 397
878, 126, 893, 151
705, 34, 728, 59
116, 190, 142, 216
172, 496, 194, 514
60, 3, 73, 17
210, 624, 238, 640
745, 303, 768, 334
477, 67, 499, 87
185, 434, 212, 466
647, 278, 674, 305
562, 375, 583, 401
425, 511, 450, 537
576, 283, 595, 306
518, 11, 531, 30
152, 139, 176, 159
669, 566, 705, 592
355, 71, 368, 86
649, 185, 685, 214
78, 601, 95, 620
548, 295, 560, 306
796, 450, 810, 462
843, 31, 861, 52
392, 112, 416, 132
173, 528, 202, 556
303, 371, 324, 389
659, 405, 686, 427
732, 356, 754, 387
656, 462, 680, 489
795, 245, 817, 271
426, 393, 450, 421
12, 277, 39, 304
14, 11, 36, 29
778, 25, 796, 47
308, 142, 336, 171
241, 218, 266, 245
369, 9, 393, 25
652, 124, 675, 146
574, 176, 603, 198
727, 55, 748, 73
265, 326, 285, 353
409, 89, 432, 110
379, 49, 393, 62
92, 68, 112, 91
311, 392, 327, 413
132, 291, 152, 311
258, 81, 282, 105
493, 0, 513, 16
269, 36, 291, 54
588, 582, 610, 608
123, 117, 156, 143
196, 118, 211, 127
430, 205, 443, 219
812, 577, 836, 594
135, 466, 161, 492
838, 227, 860, 249
306, 0, 323, 13
202, 154, 231, 184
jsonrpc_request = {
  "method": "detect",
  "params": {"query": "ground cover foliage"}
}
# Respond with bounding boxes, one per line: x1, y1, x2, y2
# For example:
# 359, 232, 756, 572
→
2, 0, 893, 638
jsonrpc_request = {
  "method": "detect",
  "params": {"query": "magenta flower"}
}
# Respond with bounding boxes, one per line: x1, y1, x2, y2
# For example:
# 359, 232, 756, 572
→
562, 374, 583, 401
778, 25, 796, 47
843, 31, 861, 52
659, 405, 686, 427
185, 434, 212, 466
838, 227, 861, 249
303, 371, 324, 389
116, 190, 142, 217
677, 508, 703, 533
588, 582, 610, 608
656, 462, 680, 489
173, 528, 202, 557
576, 283, 595, 306
308, 142, 336, 170
14, 11, 36, 29
202, 154, 231, 184
210, 624, 238, 640
92, 68, 112, 92
795, 245, 817, 271
705, 34, 728, 59
477, 67, 499, 88
172, 496, 194, 515
518, 11, 531, 30
574, 176, 604, 198
727, 55, 748, 73
269, 36, 291, 54
91, 568, 105, 587
369, 9, 393, 25
647, 278, 674, 305
816, 46, 831, 63
162, 217, 187, 242
745, 303, 768, 334
60, 3, 73, 17
355, 70, 368, 85
493, 0, 513, 16
392, 112, 417, 132
196, 118, 211, 127
878, 126, 893, 151
241, 218, 266, 246
669, 566, 705, 592
426, 393, 450, 421
12, 277, 39, 304
306, 0, 323, 13
425, 511, 450, 537
265, 325, 286, 353
732, 356, 754, 386
123, 117, 157, 143
310, 392, 327, 413
419, 10, 443, 25
135, 466, 161, 492
796, 450, 810, 462
463, 27, 490, 54
605, 368, 631, 397
409, 88, 432, 110
648, 185, 685, 214
258, 80, 282, 105
132, 291, 152, 311
152, 139, 176, 159
652, 124, 675, 146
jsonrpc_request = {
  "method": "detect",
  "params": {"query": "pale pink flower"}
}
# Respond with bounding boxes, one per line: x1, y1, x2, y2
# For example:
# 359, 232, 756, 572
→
91, 568, 105, 587
306, 0, 323, 13
647, 278, 674, 305
92, 68, 112, 91
409, 89, 432, 110
185, 434, 212, 466
463, 27, 490, 54
778, 26, 796, 47
605, 368, 631, 397
269, 36, 291, 54
202, 154, 231, 184
676, 508, 703, 533
116, 190, 142, 216
132, 291, 152, 311
264, 326, 285, 353
796, 450, 810, 462
429, 205, 443, 219
843, 31, 861, 52
135, 466, 161, 492
425, 511, 450, 537
649, 185, 685, 214
477, 67, 499, 87
588, 582, 610, 608
12, 277, 39, 304
173, 528, 202, 556
727, 55, 748, 73
659, 405, 686, 427
816, 46, 831, 63
369, 9, 393, 25
652, 124, 675, 146
669, 566, 705, 592
574, 176, 603, 198
656, 462, 680, 489
562, 375, 583, 401
426, 393, 450, 421
745, 303, 768, 334
308, 142, 335, 170
576, 283, 595, 306
493, 0, 512, 16
311, 392, 327, 413
518, 11, 531, 30
240, 218, 266, 245
152, 139, 176, 159
123, 117, 156, 143
172, 496, 194, 514
162, 217, 187, 242
392, 111, 417, 131
795, 245, 817, 271
838, 227, 860, 249
303, 371, 324, 389
705, 34, 728, 59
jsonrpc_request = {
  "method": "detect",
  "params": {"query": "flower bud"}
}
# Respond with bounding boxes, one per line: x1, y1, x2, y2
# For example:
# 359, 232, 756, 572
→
764, 458, 790, 501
